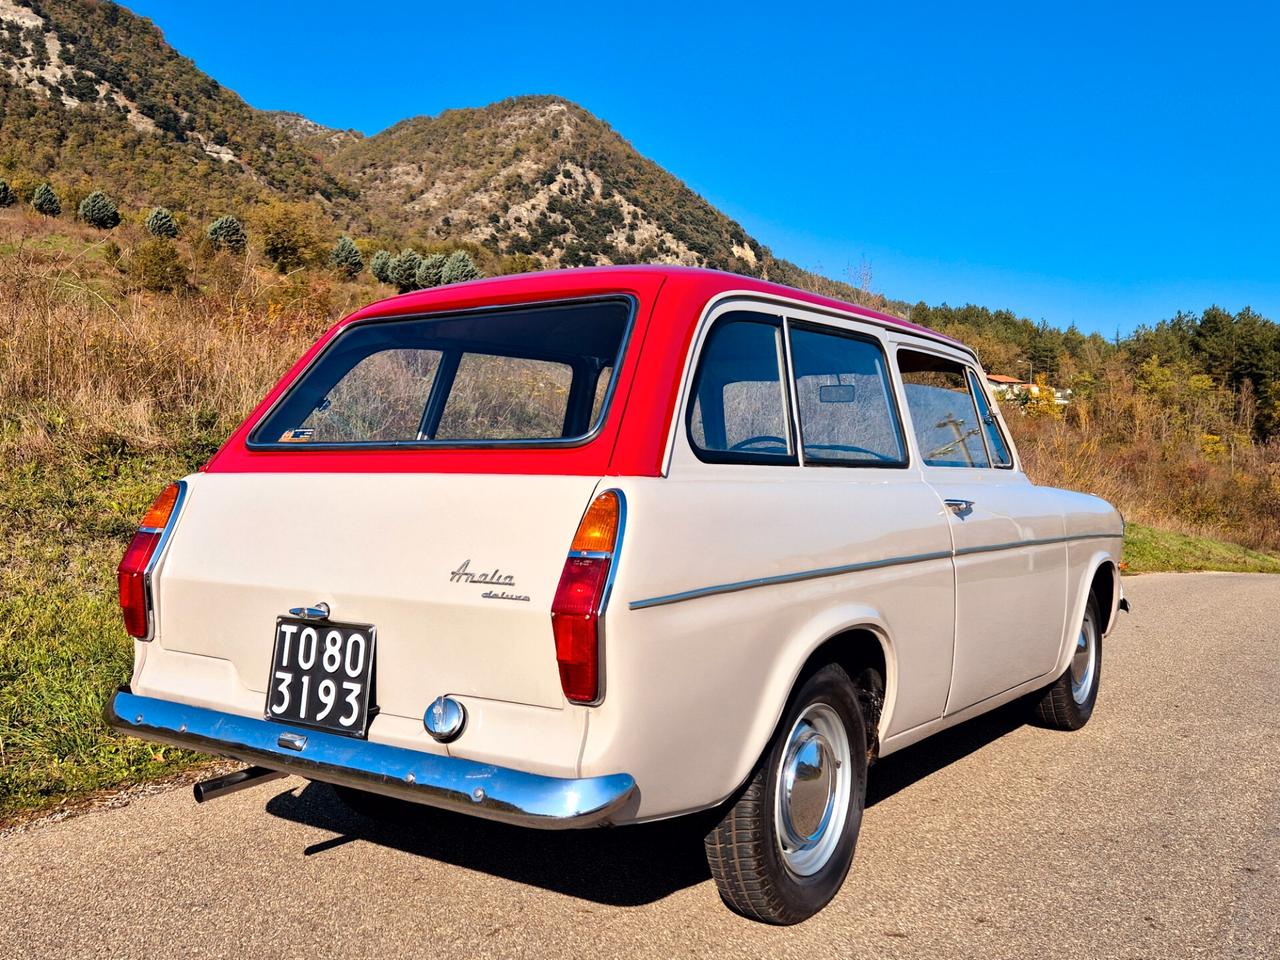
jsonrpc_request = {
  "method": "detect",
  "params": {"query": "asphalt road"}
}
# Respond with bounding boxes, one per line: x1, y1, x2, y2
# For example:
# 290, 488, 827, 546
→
4, 573, 1278, 959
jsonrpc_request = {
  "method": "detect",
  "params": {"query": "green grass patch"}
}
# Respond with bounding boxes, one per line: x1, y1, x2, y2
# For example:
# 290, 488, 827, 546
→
0, 438, 216, 821
1123, 522, 1280, 574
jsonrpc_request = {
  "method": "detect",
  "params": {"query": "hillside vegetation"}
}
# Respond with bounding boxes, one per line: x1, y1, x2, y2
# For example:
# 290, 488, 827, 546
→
1, 0, 1278, 821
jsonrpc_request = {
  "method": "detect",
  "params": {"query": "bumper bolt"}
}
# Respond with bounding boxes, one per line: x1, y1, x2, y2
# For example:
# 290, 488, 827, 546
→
472, 787, 486, 803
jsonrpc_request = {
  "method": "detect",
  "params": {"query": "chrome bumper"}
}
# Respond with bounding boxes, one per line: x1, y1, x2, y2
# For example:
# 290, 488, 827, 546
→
105, 688, 637, 829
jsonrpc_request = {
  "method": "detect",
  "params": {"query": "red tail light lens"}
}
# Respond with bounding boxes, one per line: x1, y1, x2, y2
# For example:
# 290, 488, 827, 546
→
551, 491, 623, 704
117, 483, 183, 640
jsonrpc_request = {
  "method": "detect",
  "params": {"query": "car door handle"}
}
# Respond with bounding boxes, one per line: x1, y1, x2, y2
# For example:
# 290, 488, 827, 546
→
944, 499, 975, 517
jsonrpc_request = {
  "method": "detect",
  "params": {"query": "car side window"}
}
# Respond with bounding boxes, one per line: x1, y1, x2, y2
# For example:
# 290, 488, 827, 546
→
897, 350, 991, 468
688, 312, 796, 464
967, 369, 1013, 468
788, 324, 907, 466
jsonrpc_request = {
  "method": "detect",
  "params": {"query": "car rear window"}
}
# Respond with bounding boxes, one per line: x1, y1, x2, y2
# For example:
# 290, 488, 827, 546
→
251, 298, 632, 447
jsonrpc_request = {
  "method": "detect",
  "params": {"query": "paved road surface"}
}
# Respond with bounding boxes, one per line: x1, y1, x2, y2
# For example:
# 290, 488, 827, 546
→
4, 573, 1278, 959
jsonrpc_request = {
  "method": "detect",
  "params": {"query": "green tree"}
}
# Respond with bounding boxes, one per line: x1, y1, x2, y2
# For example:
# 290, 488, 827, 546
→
389, 248, 423, 293
78, 190, 121, 229
442, 250, 481, 284
415, 253, 446, 289
144, 206, 179, 238
330, 236, 364, 279
31, 182, 60, 217
207, 215, 247, 254
370, 249, 393, 284
254, 200, 322, 272
128, 238, 187, 292
0, 178, 14, 208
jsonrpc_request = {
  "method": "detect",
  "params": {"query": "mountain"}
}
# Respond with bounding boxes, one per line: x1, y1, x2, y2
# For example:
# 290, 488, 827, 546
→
0, 0, 887, 304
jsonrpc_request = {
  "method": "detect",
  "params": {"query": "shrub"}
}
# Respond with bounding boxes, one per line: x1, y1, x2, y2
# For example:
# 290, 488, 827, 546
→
254, 201, 324, 272
77, 191, 121, 230
389, 248, 422, 293
144, 207, 179, 238
330, 236, 364, 279
207, 215, 247, 254
442, 250, 481, 284
128, 238, 187, 292
415, 253, 446, 289
370, 249, 393, 284
31, 183, 61, 217
0, 178, 14, 208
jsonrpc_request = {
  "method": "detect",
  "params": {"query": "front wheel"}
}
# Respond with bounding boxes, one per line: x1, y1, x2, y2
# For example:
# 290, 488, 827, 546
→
704, 662, 868, 924
1032, 594, 1103, 730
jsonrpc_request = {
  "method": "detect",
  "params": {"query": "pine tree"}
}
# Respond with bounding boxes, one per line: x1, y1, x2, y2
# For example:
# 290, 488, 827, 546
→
330, 236, 364, 279
207, 215, 247, 254
415, 253, 446, 289
389, 249, 423, 293
145, 207, 179, 238
370, 249, 393, 284
0, 179, 15, 208
31, 183, 61, 217
442, 250, 481, 284
78, 190, 121, 229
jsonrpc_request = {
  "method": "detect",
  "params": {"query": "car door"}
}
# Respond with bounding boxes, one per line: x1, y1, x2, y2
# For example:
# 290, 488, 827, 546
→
892, 343, 1068, 714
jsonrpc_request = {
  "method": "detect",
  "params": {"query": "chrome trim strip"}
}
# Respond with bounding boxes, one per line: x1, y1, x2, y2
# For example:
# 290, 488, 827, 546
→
628, 531, 1122, 611
629, 549, 954, 610
139, 480, 188, 643
105, 689, 637, 830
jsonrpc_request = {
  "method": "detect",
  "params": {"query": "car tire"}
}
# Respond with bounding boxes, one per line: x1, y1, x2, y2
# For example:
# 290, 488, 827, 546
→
704, 662, 868, 925
1033, 593, 1103, 730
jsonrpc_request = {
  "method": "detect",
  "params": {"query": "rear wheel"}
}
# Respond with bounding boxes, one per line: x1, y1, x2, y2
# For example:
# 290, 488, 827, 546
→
704, 662, 868, 924
1033, 594, 1102, 730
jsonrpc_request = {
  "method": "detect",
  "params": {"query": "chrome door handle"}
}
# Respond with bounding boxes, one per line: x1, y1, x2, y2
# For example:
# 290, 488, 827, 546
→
944, 499, 975, 517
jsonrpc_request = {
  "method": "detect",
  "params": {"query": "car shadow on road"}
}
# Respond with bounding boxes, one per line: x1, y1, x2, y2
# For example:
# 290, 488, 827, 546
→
262, 701, 1030, 907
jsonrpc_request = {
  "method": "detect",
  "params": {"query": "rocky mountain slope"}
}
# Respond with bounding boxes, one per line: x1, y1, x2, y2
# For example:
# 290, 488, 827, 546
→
0, 0, 876, 302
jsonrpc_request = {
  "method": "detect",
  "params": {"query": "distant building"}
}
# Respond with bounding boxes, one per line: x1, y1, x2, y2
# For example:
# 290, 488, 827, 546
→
987, 373, 1072, 405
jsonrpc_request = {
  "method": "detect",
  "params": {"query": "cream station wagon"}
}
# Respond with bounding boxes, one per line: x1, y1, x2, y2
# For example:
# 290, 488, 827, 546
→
108, 266, 1127, 924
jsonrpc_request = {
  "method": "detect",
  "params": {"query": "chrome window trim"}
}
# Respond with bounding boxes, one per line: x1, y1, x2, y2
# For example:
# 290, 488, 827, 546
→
628, 532, 1122, 611
245, 294, 637, 451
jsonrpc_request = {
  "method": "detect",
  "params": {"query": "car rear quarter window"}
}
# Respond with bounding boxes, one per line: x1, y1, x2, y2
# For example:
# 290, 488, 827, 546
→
688, 313, 796, 464
897, 350, 991, 468
250, 298, 631, 447
789, 325, 906, 466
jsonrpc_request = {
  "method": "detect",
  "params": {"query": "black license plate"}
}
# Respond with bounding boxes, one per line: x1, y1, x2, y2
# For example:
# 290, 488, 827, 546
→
265, 617, 376, 737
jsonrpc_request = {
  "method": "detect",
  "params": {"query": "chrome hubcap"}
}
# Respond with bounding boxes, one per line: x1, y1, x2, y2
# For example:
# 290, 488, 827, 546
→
1070, 614, 1097, 705
774, 703, 852, 876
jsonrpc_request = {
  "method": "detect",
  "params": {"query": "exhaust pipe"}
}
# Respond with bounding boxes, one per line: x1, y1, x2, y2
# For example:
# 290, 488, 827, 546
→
193, 765, 287, 803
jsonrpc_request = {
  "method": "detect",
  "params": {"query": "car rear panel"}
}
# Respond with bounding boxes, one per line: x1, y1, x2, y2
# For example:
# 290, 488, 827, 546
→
151, 471, 602, 717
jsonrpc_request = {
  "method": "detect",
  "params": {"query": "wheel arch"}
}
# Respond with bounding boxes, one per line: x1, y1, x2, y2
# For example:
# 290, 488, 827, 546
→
1057, 554, 1120, 676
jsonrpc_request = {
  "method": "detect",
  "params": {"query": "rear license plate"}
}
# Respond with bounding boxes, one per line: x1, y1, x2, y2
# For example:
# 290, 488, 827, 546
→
265, 617, 377, 738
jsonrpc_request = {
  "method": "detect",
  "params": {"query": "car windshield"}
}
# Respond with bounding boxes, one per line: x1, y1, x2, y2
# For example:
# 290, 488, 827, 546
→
251, 298, 632, 447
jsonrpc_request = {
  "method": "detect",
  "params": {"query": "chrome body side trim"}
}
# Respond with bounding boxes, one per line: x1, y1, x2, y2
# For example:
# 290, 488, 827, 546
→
628, 532, 1122, 611
105, 689, 637, 829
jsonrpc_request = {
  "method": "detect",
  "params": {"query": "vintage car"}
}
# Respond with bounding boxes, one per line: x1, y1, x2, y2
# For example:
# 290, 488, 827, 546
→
108, 265, 1127, 924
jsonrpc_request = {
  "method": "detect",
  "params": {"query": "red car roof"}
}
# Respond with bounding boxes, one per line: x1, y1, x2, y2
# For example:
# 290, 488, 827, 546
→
206, 266, 957, 477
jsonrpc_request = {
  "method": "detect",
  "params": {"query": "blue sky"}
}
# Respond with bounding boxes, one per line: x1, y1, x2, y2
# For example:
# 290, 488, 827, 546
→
126, 1, 1278, 336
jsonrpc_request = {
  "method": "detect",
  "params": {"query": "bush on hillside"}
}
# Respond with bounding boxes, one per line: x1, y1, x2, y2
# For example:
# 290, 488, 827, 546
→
31, 183, 61, 217
144, 206, 179, 238
254, 201, 323, 272
0, 178, 15, 208
330, 236, 364, 279
389, 248, 422, 293
128, 238, 187, 292
442, 250, 481, 284
415, 253, 446, 289
370, 249, 393, 284
78, 190, 121, 230
206, 215, 247, 254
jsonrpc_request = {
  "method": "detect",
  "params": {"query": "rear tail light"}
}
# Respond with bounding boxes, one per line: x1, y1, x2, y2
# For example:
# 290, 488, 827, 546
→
552, 490, 624, 704
118, 481, 185, 640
